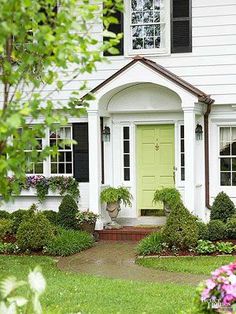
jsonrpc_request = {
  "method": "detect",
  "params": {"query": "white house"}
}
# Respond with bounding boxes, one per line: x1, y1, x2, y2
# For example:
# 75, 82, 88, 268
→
3, 0, 236, 229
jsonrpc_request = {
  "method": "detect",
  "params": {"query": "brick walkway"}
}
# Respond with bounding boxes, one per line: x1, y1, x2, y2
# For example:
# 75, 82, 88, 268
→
58, 241, 207, 285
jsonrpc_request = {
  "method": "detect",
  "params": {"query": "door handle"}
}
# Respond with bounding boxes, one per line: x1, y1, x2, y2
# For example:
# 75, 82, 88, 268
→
155, 139, 159, 151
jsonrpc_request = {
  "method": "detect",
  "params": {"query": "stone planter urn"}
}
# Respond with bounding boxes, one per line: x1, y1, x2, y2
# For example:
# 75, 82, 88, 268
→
163, 202, 171, 216
105, 201, 122, 229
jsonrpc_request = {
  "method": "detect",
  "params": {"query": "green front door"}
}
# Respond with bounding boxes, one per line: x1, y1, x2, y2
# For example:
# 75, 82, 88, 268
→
137, 124, 175, 215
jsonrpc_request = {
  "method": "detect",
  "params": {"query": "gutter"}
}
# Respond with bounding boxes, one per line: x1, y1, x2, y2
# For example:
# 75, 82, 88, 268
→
204, 102, 213, 209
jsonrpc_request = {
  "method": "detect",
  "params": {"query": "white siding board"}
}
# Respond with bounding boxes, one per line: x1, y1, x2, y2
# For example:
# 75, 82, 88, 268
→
193, 0, 236, 8
193, 5, 236, 17
193, 15, 236, 27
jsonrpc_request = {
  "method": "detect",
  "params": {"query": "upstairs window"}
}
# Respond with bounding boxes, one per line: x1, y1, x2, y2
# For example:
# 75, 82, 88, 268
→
130, 0, 167, 53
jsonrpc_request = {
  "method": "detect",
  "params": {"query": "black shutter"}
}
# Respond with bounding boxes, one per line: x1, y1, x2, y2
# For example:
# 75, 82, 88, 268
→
103, 9, 124, 56
171, 0, 192, 53
73, 123, 89, 182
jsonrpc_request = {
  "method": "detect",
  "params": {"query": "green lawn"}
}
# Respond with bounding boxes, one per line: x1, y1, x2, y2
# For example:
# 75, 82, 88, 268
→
0, 255, 196, 314
137, 256, 236, 275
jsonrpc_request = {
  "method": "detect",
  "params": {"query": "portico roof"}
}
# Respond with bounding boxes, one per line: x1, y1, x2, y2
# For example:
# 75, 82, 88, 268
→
90, 55, 214, 105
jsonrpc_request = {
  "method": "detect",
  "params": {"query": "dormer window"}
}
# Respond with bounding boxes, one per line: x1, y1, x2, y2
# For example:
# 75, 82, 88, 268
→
130, 0, 167, 52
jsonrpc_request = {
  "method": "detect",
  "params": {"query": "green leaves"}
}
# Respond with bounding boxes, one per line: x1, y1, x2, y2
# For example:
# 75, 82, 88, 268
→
0, 0, 123, 200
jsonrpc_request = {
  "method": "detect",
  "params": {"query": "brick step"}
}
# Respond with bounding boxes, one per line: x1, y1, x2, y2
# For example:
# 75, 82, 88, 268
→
96, 226, 159, 241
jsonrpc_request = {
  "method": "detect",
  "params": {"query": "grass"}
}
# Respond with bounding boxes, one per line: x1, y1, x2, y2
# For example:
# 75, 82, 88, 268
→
0, 255, 196, 314
137, 256, 236, 275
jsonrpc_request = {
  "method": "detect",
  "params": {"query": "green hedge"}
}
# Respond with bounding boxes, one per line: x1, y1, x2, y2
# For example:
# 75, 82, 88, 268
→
136, 232, 163, 256
208, 220, 226, 241
16, 212, 55, 251
44, 228, 94, 256
210, 192, 235, 222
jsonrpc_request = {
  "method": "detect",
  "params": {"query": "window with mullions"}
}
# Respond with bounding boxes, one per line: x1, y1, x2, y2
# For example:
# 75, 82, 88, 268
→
131, 0, 166, 51
219, 127, 236, 186
18, 128, 44, 174
123, 127, 130, 181
180, 125, 185, 181
50, 127, 73, 174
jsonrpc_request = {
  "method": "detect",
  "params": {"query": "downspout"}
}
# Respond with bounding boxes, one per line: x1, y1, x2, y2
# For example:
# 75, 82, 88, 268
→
204, 103, 212, 209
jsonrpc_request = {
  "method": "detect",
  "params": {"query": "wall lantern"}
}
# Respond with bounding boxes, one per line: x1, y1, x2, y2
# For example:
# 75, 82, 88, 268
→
195, 123, 203, 140
102, 126, 111, 142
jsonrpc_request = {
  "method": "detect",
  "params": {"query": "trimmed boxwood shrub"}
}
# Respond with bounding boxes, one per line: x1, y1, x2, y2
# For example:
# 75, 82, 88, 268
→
44, 228, 94, 256
11, 210, 29, 233
196, 221, 209, 240
226, 215, 236, 239
0, 219, 13, 239
58, 194, 78, 229
16, 212, 55, 251
0, 210, 10, 219
210, 192, 235, 222
208, 219, 226, 241
42, 210, 59, 226
136, 232, 163, 256
162, 203, 198, 250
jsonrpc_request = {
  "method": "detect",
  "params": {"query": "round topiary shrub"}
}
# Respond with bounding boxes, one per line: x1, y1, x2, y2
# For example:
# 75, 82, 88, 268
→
16, 212, 55, 251
162, 203, 199, 250
208, 219, 226, 241
42, 210, 59, 226
11, 209, 29, 233
210, 192, 235, 222
0, 210, 10, 219
196, 221, 209, 240
58, 194, 78, 229
0, 219, 13, 239
226, 215, 236, 239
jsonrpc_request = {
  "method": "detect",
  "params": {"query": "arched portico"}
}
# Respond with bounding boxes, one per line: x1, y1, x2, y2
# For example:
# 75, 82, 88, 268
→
87, 56, 213, 229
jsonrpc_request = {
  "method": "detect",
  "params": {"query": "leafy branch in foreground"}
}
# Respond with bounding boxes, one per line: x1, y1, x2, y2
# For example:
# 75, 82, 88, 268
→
0, 0, 123, 200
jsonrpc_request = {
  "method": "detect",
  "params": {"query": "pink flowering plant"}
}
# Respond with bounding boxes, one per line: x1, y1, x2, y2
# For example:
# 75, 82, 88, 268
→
7, 175, 79, 202
195, 262, 236, 313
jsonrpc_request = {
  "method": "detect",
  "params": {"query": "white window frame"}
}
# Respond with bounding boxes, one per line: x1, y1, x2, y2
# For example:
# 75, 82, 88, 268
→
124, 0, 171, 56
122, 125, 131, 182
218, 126, 236, 187
25, 125, 73, 177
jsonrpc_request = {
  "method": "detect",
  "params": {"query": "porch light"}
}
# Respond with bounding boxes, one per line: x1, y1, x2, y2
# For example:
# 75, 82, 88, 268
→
195, 123, 203, 140
102, 126, 111, 142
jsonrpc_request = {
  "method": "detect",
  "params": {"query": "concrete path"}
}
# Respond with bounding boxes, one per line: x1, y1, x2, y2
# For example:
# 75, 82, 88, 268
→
58, 241, 207, 285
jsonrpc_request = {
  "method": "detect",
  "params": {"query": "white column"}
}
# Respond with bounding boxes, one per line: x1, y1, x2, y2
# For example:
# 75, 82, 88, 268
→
183, 107, 196, 214
87, 110, 103, 230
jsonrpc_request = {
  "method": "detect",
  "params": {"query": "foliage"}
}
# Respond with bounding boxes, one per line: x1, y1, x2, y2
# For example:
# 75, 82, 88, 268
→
0, 266, 46, 314
100, 186, 132, 207
195, 240, 216, 255
58, 194, 78, 229
210, 191, 235, 222
196, 221, 209, 240
136, 232, 164, 256
0, 219, 13, 239
0, 242, 20, 254
43, 228, 94, 256
0, 0, 123, 201
153, 187, 182, 210
137, 256, 236, 276
16, 212, 54, 251
8, 176, 80, 203
195, 262, 236, 313
42, 210, 59, 226
10, 210, 28, 234
75, 210, 99, 225
216, 242, 235, 254
162, 203, 199, 250
226, 215, 236, 239
208, 220, 226, 241
0, 211, 10, 220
